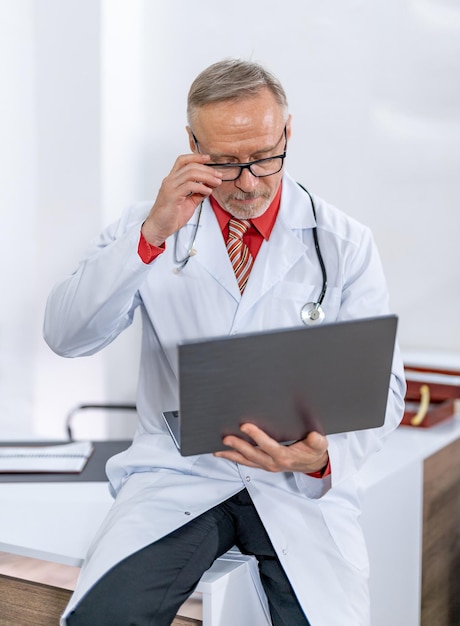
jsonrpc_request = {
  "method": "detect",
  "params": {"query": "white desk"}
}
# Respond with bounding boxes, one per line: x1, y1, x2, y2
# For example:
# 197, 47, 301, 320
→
1, 419, 459, 625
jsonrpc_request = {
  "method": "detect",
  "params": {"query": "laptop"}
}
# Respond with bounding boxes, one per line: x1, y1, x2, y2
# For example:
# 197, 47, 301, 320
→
163, 315, 398, 456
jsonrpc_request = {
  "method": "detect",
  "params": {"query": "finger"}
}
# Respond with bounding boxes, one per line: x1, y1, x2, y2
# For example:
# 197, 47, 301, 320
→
213, 449, 261, 467
302, 431, 328, 454
239, 423, 281, 452
172, 155, 222, 185
220, 433, 258, 454
173, 153, 212, 167
222, 432, 279, 467
180, 178, 221, 201
161, 155, 219, 191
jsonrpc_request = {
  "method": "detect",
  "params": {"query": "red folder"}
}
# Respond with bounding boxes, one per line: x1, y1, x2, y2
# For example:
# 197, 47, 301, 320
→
402, 365, 460, 428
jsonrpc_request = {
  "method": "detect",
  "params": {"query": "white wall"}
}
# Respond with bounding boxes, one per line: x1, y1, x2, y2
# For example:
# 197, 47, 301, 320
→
141, 0, 460, 353
1, 0, 459, 439
0, 0, 37, 438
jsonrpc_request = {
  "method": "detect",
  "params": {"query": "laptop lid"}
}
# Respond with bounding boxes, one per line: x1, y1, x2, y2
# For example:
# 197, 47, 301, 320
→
163, 315, 398, 456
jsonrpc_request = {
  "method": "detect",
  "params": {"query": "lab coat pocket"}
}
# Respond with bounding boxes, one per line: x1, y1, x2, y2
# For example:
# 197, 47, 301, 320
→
271, 282, 343, 326
269, 282, 317, 325
317, 491, 369, 573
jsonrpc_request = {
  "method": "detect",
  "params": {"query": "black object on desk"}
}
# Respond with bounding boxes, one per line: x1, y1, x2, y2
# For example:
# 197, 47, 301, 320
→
0, 440, 131, 483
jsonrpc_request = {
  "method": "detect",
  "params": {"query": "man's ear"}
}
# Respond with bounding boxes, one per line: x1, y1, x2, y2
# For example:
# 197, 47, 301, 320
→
186, 126, 198, 153
285, 114, 293, 142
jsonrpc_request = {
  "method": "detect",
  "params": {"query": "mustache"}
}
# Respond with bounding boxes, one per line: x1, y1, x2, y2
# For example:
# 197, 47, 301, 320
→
226, 191, 271, 201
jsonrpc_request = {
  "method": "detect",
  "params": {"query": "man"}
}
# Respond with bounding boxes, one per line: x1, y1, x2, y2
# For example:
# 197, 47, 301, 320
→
44, 59, 405, 626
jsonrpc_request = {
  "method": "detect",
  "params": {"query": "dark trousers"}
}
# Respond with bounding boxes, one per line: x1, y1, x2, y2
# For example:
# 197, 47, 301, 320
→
67, 489, 310, 626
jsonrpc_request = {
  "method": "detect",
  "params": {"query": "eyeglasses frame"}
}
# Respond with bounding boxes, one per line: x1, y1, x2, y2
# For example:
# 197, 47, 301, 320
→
191, 126, 287, 181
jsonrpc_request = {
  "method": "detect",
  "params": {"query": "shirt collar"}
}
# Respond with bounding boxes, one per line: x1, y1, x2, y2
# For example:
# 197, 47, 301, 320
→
209, 182, 282, 240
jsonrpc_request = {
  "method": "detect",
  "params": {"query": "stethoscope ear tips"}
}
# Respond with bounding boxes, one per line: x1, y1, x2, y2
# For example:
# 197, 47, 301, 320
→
301, 302, 325, 326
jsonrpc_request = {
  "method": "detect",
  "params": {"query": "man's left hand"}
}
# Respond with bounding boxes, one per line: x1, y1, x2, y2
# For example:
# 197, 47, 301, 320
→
213, 423, 329, 474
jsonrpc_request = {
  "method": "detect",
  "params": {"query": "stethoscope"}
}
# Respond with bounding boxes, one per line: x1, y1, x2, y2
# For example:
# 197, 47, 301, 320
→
297, 184, 327, 325
173, 184, 328, 326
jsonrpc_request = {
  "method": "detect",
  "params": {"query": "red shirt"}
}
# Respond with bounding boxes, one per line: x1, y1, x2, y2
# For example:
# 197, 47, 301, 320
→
209, 184, 282, 258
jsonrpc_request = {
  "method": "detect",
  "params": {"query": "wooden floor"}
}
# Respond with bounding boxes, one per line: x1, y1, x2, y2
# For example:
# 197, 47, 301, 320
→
0, 552, 201, 625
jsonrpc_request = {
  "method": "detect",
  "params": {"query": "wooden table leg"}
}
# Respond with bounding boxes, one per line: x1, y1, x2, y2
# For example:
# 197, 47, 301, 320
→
422, 437, 460, 626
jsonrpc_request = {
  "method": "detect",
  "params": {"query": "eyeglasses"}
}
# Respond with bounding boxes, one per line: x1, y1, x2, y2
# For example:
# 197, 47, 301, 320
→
191, 127, 287, 182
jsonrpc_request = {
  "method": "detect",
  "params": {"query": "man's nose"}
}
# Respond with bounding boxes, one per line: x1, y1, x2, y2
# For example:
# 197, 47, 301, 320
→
235, 167, 258, 192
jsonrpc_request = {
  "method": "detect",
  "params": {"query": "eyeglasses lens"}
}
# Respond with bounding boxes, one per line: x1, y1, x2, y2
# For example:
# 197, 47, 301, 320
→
213, 157, 284, 181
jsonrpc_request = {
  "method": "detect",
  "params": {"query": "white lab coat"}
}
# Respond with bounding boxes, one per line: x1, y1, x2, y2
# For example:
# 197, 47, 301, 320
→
44, 173, 405, 626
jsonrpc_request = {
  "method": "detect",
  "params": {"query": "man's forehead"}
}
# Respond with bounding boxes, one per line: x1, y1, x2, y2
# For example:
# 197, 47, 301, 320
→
193, 98, 284, 141
193, 89, 284, 127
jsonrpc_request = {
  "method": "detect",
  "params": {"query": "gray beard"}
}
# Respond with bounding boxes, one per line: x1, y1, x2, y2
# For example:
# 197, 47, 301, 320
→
222, 191, 272, 219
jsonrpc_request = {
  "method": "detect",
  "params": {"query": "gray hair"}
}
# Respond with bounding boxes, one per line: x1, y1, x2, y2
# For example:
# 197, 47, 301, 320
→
187, 59, 289, 125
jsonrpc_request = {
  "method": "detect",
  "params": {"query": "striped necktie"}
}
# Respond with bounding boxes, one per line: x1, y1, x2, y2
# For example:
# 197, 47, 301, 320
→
226, 218, 254, 294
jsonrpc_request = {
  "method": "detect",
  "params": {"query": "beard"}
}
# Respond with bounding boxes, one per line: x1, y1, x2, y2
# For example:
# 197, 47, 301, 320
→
220, 190, 273, 219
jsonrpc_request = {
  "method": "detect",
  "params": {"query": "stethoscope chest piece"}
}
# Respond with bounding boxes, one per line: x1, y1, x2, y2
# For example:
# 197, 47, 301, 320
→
300, 302, 325, 326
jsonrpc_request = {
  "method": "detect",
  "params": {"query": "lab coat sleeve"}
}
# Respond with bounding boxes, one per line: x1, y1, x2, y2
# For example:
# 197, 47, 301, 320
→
294, 223, 406, 495
43, 205, 152, 357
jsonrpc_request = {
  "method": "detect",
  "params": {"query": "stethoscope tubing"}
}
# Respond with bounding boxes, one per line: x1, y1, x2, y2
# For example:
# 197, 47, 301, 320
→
297, 183, 328, 308
173, 201, 204, 271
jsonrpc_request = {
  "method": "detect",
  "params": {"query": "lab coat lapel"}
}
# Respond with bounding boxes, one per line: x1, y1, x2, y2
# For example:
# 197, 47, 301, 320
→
178, 201, 241, 300
235, 174, 317, 323
188, 175, 317, 312
234, 220, 307, 323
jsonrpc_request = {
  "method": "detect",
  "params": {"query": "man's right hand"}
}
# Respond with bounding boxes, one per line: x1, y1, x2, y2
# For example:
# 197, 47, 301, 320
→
141, 153, 222, 247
